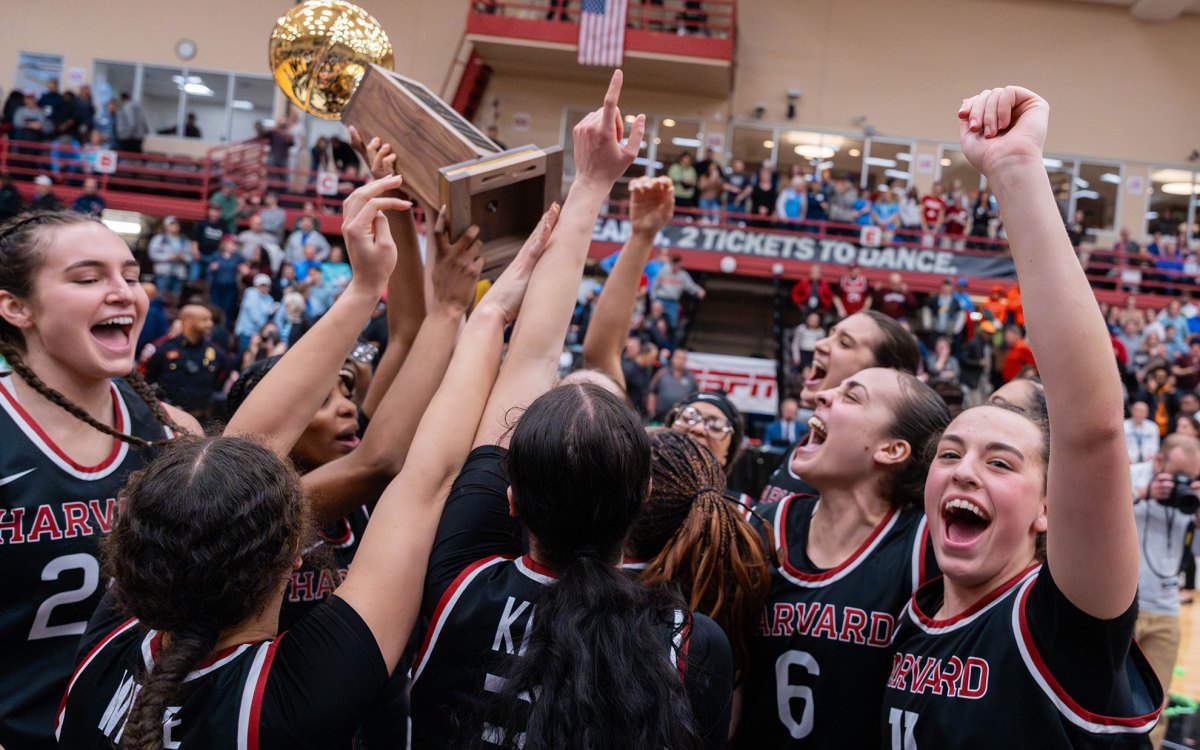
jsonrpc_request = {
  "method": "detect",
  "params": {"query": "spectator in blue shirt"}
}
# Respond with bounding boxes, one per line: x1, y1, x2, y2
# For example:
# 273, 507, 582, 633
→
235, 273, 281, 353
305, 266, 335, 317
70, 177, 105, 216
206, 234, 245, 331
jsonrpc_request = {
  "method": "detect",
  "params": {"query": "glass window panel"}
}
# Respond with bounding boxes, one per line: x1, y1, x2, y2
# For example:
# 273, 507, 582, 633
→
729, 125, 775, 173
1073, 161, 1121, 234
92, 62, 136, 130
1043, 156, 1074, 221
936, 146, 982, 193
141, 65, 184, 136
864, 139, 913, 191
231, 76, 276, 142
770, 130, 863, 187
1147, 168, 1196, 236
181, 70, 230, 141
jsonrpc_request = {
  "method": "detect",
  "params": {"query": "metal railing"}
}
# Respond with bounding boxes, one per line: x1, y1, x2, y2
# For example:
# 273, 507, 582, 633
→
470, 0, 736, 39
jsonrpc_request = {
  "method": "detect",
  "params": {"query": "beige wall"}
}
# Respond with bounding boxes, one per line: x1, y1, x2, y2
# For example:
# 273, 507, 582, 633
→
0, 0, 467, 113
3, 0, 1196, 236
732, 0, 1200, 167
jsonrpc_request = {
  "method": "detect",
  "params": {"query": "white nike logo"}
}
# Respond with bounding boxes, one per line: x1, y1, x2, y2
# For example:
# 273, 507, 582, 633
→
0, 468, 36, 486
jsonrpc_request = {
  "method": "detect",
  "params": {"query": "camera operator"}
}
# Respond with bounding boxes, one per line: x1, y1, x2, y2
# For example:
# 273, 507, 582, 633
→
1131, 432, 1200, 748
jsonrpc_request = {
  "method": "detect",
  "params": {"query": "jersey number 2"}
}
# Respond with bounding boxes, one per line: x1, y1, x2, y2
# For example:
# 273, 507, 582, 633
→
29, 553, 100, 640
776, 650, 819, 739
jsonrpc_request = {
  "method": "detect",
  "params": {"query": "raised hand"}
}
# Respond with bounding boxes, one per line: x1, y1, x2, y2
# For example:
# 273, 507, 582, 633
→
573, 70, 646, 189
479, 203, 561, 323
348, 125, 399, 182
426, 206, 484, 319
629, 176, 675, 238
340, 175, 411, 291
957, 86, 1049, 179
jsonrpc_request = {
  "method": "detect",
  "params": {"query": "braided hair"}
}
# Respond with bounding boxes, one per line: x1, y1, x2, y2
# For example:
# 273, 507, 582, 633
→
102, 436, 309, 750
629, 430, 773, 677
0, 211, 186, 445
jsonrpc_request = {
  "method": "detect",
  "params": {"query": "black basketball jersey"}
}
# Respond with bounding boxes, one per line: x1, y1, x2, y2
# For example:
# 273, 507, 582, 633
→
735, 494, 934, 750
56, 594, 388, 749
410, 553, 731, 749
413, 445, 734, 750
759, 441, 819, 505
880, 566, 1162, 749
0, 374, 167, 750
278, 505, 370, 630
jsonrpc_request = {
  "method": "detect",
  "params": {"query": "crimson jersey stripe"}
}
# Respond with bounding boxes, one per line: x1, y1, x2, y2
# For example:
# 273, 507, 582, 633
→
55, 617, 138, 740
1013, 577, 1161, 733
245, 634, 286, 750
777, 496, 900, 586
0, 376, 129, 477
412, 555, 511, 683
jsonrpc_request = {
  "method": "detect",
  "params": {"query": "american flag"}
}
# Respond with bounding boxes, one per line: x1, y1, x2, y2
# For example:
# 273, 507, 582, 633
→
578, 0, 628, 67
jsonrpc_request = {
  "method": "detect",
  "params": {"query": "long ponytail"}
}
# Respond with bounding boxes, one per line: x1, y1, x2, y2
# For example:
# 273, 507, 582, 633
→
484, 383, 703, 750
480, 557, 700, 750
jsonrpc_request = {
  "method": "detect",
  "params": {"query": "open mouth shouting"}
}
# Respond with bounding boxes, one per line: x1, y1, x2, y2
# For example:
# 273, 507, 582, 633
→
90, 315, 135, 354
807, 415, 828, 445
940, 497, 992, 549
805, 360, 828, 390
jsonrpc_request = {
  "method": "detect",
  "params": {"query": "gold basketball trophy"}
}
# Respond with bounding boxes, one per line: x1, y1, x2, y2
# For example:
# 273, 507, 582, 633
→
269, 0, 563, 274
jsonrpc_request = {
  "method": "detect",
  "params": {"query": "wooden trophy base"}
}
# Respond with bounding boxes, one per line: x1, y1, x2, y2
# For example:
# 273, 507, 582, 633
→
439, 145, 564, 277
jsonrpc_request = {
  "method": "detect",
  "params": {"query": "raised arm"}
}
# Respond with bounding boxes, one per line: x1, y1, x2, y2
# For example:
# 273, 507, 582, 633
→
474, 69, 644, 448
961, 87, 1134, 618
224, 176, 407, 458
333, 208, 556, 673
581, 175, 674, 387
301, 208, 490, 523
348, 127, 427, 419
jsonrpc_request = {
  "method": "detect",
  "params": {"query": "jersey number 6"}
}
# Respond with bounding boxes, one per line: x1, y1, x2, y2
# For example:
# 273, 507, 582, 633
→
776, 649, 819, 739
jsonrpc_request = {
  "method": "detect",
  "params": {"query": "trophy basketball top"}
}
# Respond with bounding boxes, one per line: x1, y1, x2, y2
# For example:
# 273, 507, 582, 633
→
269, 0, 394, 119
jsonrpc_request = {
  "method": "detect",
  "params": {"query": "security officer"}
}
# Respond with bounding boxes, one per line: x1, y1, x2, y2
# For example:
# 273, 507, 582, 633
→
143, 303, 231, 419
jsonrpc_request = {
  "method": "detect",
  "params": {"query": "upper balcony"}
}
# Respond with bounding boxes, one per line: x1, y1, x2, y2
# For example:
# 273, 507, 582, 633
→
464, 0, 735, 96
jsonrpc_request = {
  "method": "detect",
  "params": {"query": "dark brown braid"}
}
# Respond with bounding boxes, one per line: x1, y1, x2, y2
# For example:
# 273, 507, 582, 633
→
0, 210, 187, 446
630, 430, 774, 677
0, 341, 156, 447
104, 436, 309, 750
124, 368, 191, 438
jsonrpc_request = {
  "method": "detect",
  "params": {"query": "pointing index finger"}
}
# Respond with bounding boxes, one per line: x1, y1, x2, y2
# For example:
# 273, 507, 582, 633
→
603, 69, 624, 123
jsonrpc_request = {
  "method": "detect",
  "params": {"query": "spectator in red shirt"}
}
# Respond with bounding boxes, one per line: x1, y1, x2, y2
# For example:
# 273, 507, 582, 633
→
1000, 324, 1037, 383
1172, 337, 1200, 392
790, 263, 835, 318
920, 182, 947, 242
876, 271, 915, 320
834, 261, 871, 318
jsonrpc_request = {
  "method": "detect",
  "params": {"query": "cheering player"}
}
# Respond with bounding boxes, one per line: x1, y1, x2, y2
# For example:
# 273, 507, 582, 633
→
880, 86, 1162, 748
0, 211, 200, 750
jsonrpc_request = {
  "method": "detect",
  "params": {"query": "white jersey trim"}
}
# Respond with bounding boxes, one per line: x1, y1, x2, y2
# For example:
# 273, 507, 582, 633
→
908, 567, 1038, 635
237, 642, 274, 750
411, 555, 508, 685
910, 515, 928, 593
0, 374, 132, 481
776, 497, 902, 589
55, 618, 139, 740
514, 556, 557, 585
139, 631, 254, 682
1011, 575, 1159, 735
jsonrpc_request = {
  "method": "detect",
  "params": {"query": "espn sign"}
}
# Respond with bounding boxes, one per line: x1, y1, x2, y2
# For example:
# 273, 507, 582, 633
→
685, 352, 779, 416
